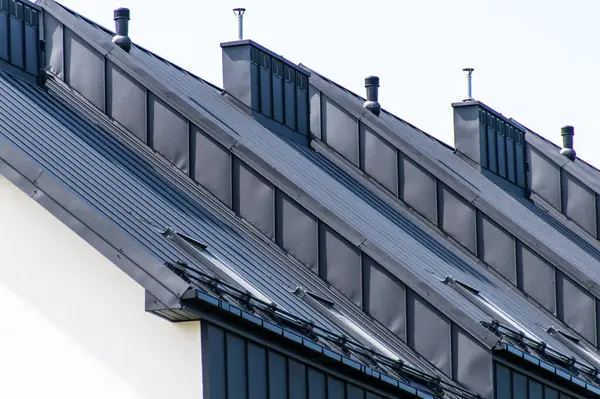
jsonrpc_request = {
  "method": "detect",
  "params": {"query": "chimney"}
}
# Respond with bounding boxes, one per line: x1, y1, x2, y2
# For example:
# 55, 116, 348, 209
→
233, 8, 246, 40
560, 125, 576, 161
462, 68, 474, 101
363, 76, 381, 116
112, 8, 131, 52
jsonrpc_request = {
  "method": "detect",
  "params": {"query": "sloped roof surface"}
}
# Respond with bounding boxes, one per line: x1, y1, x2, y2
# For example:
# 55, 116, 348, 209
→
37, 0, 600, 377
0, 69, 470, 397
306, 68, 600, 296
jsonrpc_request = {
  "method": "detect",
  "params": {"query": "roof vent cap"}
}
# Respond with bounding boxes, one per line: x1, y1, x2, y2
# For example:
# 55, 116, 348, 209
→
112, 8, 131, 53
560, 125, 576, 161
462, 68, 474, 101
363, 76, 381, 116
233, 8, 246, 40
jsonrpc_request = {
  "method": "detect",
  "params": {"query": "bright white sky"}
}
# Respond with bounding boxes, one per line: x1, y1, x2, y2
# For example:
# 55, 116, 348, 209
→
55, 0, 600, 165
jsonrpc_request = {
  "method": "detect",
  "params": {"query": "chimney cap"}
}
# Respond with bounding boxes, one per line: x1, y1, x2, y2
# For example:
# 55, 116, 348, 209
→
462, 67, 474, 73
114, 8, 130, 20
233, 8, 246, 16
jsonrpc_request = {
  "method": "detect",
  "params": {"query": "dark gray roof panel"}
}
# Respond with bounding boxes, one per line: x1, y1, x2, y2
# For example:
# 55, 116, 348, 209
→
36, 0, 600, 372
306, 68, 600, 301
0, 70, 470, 397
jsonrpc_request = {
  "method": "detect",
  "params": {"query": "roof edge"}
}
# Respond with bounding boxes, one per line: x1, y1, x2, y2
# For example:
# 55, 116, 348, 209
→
0, 135, 188, 308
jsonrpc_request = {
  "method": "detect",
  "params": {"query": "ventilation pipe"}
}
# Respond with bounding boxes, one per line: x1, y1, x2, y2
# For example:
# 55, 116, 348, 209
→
233, 8, 246, 40
363, 76, 381, 116
112, 8, 131, 52
560, 125, 576, 161
462, 68, 474, 101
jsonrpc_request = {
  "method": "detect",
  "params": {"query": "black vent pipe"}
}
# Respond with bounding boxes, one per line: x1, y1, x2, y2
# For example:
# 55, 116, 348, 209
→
112, 8, 131, 52
363, 76, 381, 116
560, 125, 576, 161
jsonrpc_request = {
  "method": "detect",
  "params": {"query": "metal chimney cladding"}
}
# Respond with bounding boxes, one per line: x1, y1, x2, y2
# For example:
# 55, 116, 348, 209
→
363, 76, 381, 116
233, 8, 246, 40
112, 8, 131, 52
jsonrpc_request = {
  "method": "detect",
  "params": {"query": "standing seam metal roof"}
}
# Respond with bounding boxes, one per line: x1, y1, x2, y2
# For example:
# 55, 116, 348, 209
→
36, 3, 600, 369
0, 70, 474, 396
306, 68, 600, 297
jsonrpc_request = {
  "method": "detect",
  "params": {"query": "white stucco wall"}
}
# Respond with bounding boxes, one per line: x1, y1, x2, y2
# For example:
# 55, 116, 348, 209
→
0, 175, 202, 399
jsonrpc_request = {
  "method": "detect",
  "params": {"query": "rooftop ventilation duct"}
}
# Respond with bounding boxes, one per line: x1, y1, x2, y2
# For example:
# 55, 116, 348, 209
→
560, 125, 576, 161
462, 68, 474, 101
363, 76, 381, 116
112, 8, 131, 52
233, 8, 246, 40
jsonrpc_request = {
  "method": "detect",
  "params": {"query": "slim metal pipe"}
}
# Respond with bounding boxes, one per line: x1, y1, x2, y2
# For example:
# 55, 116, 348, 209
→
233, 8, 246, 40
463, 68, 474, 101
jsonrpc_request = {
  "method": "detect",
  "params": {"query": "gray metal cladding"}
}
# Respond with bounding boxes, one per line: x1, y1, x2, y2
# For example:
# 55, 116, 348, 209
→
528, 148, 561, 209
518, 243, 556, 314
194, 125, 232, 206
307, 368, 326, 399
247, 343, 268, 399
347, 384, 366, 399
284, 69, 296, 130
494, 362, 581, 399
259, 53, 272, 118
327, 376, 345, 397
9, 2, 23, 68
557, 271, 596, 343
44, 12, 64, 79
360, 124, 398, 195
438, 183, 476, 253
233, 159, 275, 239
321, 95, 359, 165
226, 333, 248, 399
64, 28, 104, 110
0, 2, 8, 61
105, 61, 146, 142
202, 323, 227, 398
272, 60, 284, 124
202, 323, 391, 399
399, 153, 437, 223
319, 224, 362, 307
268, 351, 287, 398
288, 359, 307, 399
452, 327, 492, 398
275, 191, 319, 272
407, 290, 451, 376
363, 255, 406, 340
477, 213, 516, 284
148, 93, 190, 174
309, 84, 321, 139
561, 171, 596, 235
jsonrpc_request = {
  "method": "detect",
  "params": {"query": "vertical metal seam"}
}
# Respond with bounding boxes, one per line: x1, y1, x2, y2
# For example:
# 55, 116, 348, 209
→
396, 149, 405, 202
102, 56, 107, 113
146, 89, 152, 147
244, 337, 249, 399
558, 167, 564, 214
595, 192, 599, 240
6, 1, 11, 64
435, 178, 441, 229
474, 208, 480, 259
20, 2, 25, 71
361, 251, 368, 313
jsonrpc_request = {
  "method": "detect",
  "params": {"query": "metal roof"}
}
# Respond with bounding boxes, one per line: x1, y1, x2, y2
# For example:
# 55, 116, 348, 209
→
36, 0, 600, 382
0, 68, 475, 398
305, 67, 600, 300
